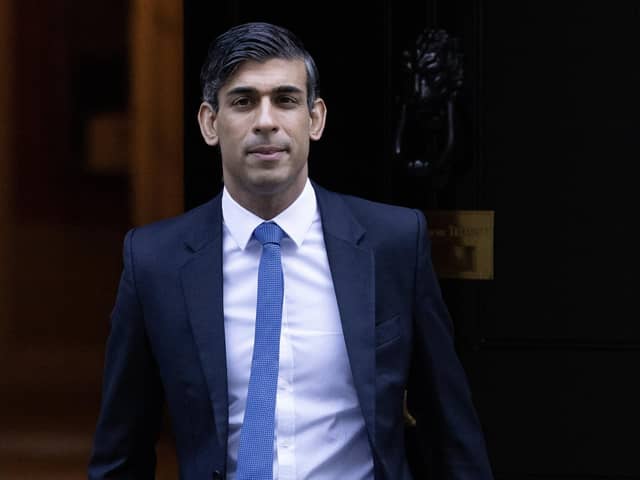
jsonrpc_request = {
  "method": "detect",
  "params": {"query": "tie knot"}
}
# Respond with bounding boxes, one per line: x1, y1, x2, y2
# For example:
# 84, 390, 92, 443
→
254, 222, 285, 246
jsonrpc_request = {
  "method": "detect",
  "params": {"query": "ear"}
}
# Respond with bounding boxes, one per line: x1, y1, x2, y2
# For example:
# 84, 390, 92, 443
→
309, 98, 327, 141
197, 102, 219, 146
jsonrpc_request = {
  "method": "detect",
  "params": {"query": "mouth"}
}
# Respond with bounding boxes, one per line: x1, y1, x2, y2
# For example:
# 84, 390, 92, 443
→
247, 144, 288, 160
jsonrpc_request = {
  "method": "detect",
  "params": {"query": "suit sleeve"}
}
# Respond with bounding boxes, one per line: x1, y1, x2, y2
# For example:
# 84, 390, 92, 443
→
88, 228, 164, 479
408, 209, 494, 479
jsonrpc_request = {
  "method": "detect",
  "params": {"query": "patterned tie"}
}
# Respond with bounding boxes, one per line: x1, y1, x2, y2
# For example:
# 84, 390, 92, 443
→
236, 221, 285, 480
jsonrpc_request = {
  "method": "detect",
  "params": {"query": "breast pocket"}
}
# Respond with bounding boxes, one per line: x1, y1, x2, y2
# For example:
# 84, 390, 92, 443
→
375, 314, 401, 347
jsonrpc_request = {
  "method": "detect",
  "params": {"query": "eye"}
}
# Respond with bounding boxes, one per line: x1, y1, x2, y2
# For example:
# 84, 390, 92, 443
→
231, 97, 253, 107
277, 95, 299, 106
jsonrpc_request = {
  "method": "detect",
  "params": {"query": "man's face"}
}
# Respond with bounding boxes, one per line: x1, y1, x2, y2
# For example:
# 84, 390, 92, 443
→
200, 58, 326, 210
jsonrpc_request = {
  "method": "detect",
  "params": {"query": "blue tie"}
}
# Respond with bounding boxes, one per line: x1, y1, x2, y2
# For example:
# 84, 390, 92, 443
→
236, 222, 285, 480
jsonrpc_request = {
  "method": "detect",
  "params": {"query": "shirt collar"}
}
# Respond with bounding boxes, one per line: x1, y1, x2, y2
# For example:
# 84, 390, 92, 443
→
222, 178, 318, 250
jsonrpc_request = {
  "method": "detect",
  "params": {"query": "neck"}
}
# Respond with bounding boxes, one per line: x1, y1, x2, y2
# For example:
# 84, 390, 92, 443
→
227, 179, 307, 220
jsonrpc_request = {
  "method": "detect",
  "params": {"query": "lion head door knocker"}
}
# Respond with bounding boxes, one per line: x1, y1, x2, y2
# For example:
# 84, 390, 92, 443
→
395, 29, 464, 180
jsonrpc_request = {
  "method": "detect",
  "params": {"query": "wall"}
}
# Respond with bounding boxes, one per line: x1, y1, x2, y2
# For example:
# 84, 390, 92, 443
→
0, 0, 182, 477
0, 0, 15, 351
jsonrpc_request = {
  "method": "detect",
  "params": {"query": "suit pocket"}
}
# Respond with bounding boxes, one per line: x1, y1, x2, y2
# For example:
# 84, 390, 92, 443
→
376, 315, 401, 347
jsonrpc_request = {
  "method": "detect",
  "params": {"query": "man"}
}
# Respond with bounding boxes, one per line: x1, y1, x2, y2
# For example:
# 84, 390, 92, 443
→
89, 22, 493, 480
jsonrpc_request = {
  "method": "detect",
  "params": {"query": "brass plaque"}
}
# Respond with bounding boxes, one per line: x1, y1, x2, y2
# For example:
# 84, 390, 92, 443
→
424, 210, 494, 280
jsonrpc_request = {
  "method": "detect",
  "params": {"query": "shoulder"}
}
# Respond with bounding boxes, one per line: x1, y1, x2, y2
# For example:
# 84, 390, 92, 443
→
343, 193, 422, 227
124, 193, 222, 264
313, 182, 424, 235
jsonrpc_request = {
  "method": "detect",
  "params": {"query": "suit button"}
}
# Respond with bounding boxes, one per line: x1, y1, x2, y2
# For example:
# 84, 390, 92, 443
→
212, 470, 222, 480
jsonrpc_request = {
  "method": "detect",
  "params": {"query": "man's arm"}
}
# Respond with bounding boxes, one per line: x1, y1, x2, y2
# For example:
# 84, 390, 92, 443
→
408, 209, 493, 479
88, 228, 164, 479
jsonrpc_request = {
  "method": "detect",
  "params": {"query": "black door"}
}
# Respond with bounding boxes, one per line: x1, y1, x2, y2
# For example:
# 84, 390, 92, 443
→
184, 2, 640, 478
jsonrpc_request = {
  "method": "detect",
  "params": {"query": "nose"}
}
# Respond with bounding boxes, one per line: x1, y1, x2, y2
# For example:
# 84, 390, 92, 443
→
253, 97, 278, 134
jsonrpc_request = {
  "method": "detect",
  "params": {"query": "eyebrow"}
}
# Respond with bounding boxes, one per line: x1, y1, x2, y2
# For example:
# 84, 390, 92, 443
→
225, 85, 305, 97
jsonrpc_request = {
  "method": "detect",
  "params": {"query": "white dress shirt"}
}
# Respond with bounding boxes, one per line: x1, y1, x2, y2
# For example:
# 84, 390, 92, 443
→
222, 179, 374, 480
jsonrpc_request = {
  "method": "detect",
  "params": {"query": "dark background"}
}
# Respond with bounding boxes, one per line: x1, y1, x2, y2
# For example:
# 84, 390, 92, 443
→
184, 1, 640, 478
0, 1, 637, 478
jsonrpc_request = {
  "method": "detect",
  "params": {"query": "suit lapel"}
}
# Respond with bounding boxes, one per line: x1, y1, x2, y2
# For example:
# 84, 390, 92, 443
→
314, 184, 377, 443
180, 194, 228, 449
179, 186, 378, 454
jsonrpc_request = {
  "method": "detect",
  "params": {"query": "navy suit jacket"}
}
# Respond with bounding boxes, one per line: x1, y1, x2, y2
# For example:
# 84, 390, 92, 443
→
89, 183, 493, 479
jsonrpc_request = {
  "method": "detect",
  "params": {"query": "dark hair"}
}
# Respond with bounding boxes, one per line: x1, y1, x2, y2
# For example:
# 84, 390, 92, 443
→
200, 22, 320, 111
